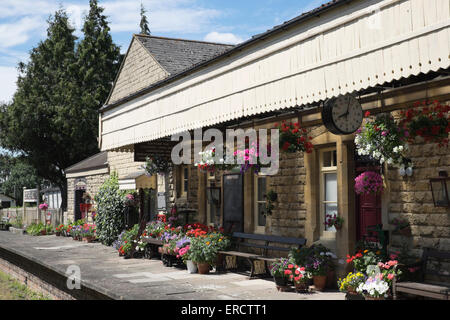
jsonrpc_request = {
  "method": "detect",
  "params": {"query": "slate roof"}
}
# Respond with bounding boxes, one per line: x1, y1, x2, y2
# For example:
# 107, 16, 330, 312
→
101, 0, 352, 111
65, 151, 108, 174
134, 35, 235, 75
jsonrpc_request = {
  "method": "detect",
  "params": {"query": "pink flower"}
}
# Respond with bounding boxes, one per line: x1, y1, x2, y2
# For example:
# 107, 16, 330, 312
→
390, 253, 398, 260
387, 273, 395, 280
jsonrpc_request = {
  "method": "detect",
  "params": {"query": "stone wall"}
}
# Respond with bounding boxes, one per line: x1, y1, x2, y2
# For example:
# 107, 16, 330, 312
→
108, 147, 144, 179
108, 37, 169, 104
387, 138, 450, 256
66, 173, 109, 223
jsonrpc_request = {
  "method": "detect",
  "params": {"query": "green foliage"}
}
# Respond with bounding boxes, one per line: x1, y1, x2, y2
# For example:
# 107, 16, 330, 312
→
94, 173, 126, 246
0, 3, 121, 210
26, 222, 52, 236
0, 155, 41, 205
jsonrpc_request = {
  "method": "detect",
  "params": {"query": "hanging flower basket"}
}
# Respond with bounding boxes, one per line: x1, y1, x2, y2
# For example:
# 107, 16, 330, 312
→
398, 100, 450, 148
143, 154, 171, 176
194, 147, 236, 173
355, 112, 410, 167
275, 121, 313, 153
355, 171, 384, 195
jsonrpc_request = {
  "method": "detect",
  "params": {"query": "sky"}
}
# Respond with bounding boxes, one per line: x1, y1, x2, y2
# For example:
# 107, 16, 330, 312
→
0, 0, 327, 104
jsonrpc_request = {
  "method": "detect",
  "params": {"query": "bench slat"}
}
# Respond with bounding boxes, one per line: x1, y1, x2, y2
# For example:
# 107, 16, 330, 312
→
232, 232, 306, 246
396, 281, 450, 294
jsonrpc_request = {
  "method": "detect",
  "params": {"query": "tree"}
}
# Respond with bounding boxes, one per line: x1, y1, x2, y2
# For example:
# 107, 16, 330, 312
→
0, 9, 83, 210
0, 154, 41, 206
76, 0, 122, 119
139, 3, 151, 35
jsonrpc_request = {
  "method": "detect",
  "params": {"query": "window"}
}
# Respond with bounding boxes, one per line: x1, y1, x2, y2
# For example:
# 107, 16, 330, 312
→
254, 174, 267, 233
320, 149, 338, 232
179, 165, 189, 198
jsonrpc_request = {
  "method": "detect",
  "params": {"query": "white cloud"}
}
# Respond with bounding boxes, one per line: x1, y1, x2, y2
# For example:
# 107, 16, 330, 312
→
203, 31, 243, 45
0, 66, 18, 103
0, 16, 45, 49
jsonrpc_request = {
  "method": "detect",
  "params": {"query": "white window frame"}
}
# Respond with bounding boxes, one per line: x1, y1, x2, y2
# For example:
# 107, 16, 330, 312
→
319, 148, 338, 236
206, 171, 216, 227
254, 173, 267, 234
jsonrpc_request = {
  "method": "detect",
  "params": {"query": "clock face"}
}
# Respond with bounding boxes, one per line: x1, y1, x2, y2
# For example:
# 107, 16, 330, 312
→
328, 94, 363, 134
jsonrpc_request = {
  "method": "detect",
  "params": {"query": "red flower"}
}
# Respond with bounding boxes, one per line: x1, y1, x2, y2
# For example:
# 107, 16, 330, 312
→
364, 111, 371, 117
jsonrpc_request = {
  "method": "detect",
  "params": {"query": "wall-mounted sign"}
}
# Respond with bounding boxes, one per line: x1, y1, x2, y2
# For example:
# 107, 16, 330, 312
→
23, 188, 38, 203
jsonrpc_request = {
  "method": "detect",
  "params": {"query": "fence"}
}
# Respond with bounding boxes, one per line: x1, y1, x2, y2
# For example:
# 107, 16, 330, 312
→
0, 207, 64, 228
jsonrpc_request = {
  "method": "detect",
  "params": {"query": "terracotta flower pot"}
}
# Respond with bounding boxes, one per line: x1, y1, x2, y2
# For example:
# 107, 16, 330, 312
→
197, 262, 210, 274
313, 275, 327, 291
326, 270, 336, 288
40, 230, 47, 235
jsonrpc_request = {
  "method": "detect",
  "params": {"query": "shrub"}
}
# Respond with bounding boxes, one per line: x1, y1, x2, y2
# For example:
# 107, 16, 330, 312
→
94, 173, 126, 246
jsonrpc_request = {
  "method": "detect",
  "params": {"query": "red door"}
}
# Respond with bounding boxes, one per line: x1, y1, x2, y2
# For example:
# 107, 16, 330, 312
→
355, 166, 382, 241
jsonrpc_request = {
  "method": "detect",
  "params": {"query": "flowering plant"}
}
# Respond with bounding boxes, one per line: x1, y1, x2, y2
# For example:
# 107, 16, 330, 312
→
354, 171, 384, 195
55, 224, 64, 232
142, 220, 167, 239
187, 235, 219, 264
124, 193, 139, 207
269, 258, 291, 278
356, 277, 390, 298
233, 141, 265, 174
355, 112, 409, 167
376, 259, 401, 285
398, 100, 450, 148
286, 264, 311, 284
338, 272, 366, 292
324, 213, 344, 229
194, 147, 235, 173
346, 249, 381, 273
80, 223, 96, 238
39, 203, 49, 210
275, 121, 313, 153
143, 154, 170, 176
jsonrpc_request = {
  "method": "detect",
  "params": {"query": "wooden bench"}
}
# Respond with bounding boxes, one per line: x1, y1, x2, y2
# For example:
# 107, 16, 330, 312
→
393, 247, 450, 300
218, 232, 307, 278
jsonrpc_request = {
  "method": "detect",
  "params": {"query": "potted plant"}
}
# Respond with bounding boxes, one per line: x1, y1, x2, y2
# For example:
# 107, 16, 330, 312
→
356, 276, 390, 300
390, 217, 411, 236
287, 264, 311, 293
143, 154, 171, 176
338, 272, 366, 296
55, 224, 64, 236
188, 236, 219, 274
81, 224, 96, 242
268, 258, 291, 291
324, 213, 344, 230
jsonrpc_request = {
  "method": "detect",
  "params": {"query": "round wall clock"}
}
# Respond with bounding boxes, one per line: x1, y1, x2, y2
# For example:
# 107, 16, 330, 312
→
321, 93, 363, 135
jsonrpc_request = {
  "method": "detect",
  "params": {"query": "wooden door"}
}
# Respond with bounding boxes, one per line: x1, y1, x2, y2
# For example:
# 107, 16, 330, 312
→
355, 166, 382, 241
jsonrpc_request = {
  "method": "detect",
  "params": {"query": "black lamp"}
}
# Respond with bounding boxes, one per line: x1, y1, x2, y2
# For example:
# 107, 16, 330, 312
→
430, 171, 450, 207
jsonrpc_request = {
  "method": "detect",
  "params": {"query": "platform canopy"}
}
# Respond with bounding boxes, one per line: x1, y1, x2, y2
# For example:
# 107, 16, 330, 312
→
100, 0, 450, 151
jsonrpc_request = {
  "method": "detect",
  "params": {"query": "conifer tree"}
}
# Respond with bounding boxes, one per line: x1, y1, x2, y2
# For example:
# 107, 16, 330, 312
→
139, 3, 151, 35
76, 0, 122, 116
0, 9, 80, 210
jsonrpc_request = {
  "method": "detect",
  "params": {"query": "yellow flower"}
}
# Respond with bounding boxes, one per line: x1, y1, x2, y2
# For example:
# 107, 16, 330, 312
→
206, 241, 210, 245
363, 250, 368, 253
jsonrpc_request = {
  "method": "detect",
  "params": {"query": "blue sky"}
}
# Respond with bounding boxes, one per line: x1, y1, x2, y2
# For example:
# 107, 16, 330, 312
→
0, 0, 327, 103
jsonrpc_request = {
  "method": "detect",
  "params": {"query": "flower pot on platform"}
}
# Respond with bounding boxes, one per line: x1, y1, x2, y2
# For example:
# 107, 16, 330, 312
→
274, 276, 289, 292
197, 262, 210, 274
186, 260, 198, 274
313, 275, 327, 291
294, 282, 309, 293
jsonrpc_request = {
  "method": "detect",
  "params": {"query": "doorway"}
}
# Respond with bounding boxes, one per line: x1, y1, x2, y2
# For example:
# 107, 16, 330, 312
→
355, 161, 382, 241
74, 188, 85, 221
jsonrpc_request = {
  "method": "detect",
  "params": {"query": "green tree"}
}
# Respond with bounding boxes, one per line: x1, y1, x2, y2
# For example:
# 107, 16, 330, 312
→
139, 3, 151, 35
0, 155, 41, 206
76, 0, 122, 117
0, 9, 83, 210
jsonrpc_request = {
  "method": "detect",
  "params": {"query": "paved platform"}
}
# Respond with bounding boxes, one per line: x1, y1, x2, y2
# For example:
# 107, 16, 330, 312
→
0, 231, 345, 300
